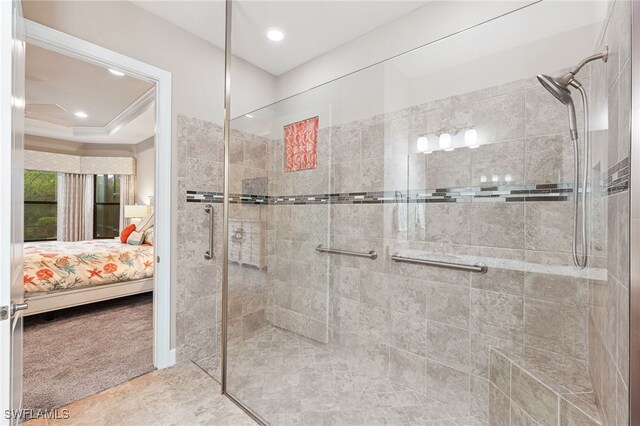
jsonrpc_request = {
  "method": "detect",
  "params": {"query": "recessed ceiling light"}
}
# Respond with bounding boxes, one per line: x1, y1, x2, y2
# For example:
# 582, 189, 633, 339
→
245, 114, 254, 118
108, 68, 125, 77
74, 111, 88, 118
266, 28, 285, 42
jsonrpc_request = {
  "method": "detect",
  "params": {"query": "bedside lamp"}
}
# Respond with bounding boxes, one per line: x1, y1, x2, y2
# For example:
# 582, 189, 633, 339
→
124, 205, 150, 226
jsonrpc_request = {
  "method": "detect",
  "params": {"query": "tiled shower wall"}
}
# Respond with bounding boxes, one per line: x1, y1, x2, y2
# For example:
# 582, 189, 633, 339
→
176, 115, 222, 367
177, 4, 631, 421
262, 64, 606, 420
588, 1, 631, 425
176, 115, 270, 377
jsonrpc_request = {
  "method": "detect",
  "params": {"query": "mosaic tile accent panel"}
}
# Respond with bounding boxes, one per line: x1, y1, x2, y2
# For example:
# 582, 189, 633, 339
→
603, 155, 629, 196
186, 183, 574, 205
187, 191, 266, 205
284, 116, 319, 172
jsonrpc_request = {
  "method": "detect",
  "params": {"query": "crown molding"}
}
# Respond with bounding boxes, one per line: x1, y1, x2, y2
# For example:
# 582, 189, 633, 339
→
72, 87, 155, 137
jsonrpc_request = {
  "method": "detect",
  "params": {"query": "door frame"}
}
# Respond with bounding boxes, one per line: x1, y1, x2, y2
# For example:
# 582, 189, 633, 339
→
1, 1, 25, 424
23, 20, 174, 369
629, 0, 639, 422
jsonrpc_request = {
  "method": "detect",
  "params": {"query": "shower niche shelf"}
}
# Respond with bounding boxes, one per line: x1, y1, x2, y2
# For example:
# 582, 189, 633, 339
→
229, 219, 266, 269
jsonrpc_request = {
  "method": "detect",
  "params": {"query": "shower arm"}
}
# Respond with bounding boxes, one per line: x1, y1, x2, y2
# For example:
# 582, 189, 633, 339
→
559, 48, 608, 87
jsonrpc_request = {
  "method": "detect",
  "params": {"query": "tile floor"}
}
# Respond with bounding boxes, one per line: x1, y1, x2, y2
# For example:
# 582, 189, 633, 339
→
223, 327, 485, 425
24, 362, 255, 426
24, 327, 488, 426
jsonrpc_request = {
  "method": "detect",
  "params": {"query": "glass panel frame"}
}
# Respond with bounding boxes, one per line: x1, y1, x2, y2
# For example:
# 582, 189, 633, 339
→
93, 174, 120, 239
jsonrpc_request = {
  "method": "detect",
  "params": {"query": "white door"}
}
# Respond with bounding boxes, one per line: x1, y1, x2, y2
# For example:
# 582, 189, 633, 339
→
0, 0, 25, 425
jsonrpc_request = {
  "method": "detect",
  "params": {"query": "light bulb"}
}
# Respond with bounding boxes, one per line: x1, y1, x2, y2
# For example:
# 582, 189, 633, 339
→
439, 133, 451, 149
266, 28, 285, 41
492, 175, 499, 183
416, 136, 429, 152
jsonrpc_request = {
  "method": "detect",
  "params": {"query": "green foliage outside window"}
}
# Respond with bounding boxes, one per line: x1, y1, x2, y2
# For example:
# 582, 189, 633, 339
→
24, 170, 57, 241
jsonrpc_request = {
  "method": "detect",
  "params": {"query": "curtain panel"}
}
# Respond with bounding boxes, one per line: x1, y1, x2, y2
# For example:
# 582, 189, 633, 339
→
119, 174, 136, 231
56, 173, 94, 241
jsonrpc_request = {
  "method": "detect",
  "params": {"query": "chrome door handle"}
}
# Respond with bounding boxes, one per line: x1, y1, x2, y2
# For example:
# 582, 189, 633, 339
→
11, 301, 28, 316
204, 204, 214, 260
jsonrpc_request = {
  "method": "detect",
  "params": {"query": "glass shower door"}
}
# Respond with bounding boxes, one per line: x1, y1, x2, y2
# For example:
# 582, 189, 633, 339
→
224, 104, 333, 420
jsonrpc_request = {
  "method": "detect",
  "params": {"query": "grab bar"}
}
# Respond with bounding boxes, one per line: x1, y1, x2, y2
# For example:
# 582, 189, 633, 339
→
204, 204, 214, 260
391, 253, 488, 274
316, 245, 378, 260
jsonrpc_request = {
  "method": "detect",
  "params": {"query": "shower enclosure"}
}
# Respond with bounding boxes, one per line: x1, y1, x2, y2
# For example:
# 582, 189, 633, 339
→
219, 1, 631, 424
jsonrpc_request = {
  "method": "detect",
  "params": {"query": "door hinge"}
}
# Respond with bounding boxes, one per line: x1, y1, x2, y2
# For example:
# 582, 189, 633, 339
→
0, 306, 8, 321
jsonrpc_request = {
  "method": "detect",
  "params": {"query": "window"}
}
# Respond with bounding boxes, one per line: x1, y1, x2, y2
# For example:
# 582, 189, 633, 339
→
24, 170, 57, 241
94, 174, 121, 239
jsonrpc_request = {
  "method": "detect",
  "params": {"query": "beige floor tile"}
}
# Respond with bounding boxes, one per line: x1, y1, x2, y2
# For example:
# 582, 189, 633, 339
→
25, 362, 256, 426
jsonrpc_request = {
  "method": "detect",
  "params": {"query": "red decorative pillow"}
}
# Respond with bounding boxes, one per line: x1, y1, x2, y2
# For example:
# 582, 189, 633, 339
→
120, 224, 137, 243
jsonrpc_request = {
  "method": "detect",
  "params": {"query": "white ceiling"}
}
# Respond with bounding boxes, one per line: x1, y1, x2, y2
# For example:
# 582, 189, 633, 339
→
25, 44, 155, 144
132, 0, 430, 76
26, 104, 156, 144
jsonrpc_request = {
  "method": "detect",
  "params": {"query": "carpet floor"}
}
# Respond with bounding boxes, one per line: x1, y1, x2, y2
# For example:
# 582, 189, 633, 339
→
23, 292, 154, 410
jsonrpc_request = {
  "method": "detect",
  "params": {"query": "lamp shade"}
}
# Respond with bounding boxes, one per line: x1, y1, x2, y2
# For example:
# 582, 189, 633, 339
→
124, 204, 150, 218
416, 136, 429, 152
438, 133, 451, 149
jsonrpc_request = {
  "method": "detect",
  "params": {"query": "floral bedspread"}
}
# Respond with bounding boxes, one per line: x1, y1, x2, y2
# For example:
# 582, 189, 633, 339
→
23, 240, 154, 293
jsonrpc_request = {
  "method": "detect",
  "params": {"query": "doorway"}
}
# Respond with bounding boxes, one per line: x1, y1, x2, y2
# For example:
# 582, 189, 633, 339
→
1, 17, 173, 421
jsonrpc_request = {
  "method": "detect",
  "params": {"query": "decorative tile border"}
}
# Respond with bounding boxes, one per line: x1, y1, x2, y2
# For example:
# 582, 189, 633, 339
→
187, 154, 631, 204
186, 191, 267, 205
187, 183, 575, 205
603, 156, 629, 196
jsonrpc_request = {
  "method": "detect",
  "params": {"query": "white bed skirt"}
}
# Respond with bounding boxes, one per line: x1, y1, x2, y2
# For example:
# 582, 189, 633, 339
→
24, 277, 153, 316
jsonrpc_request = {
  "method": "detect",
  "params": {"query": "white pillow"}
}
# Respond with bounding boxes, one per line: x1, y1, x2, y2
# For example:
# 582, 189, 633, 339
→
143, 227, 154, 246
137, 213, 155, 233
127, 231, 144, 245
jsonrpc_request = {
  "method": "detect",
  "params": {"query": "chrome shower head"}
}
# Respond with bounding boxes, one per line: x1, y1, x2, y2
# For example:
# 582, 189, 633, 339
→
536, 74, 573, 105
537, 73, 579, 141
535, 48, 608, 270
536, 47, 608, 104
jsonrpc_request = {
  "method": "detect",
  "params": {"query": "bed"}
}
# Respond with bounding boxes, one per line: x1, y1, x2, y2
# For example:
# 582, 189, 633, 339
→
22, 239, 154, 315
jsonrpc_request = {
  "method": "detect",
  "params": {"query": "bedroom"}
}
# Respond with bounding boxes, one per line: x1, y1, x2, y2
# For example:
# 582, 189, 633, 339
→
21, 41, 157, 411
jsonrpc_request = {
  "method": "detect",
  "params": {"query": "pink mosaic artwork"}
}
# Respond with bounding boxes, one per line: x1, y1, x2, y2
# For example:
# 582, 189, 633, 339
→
284, 116, 318, 172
